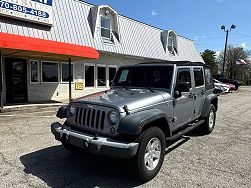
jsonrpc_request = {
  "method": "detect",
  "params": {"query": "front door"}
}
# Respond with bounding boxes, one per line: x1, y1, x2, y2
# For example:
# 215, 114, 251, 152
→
5, 58, 28, 103
173, 67, 194, 127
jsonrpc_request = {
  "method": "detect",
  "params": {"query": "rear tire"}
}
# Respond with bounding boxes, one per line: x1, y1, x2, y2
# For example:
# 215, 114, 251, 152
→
132, 127, 166, 182
235, 84, 239, 91
201, 104, 216, 134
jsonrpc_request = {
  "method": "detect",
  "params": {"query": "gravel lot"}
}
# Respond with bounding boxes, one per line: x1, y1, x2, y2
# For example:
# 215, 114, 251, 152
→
0, 87, 251, 188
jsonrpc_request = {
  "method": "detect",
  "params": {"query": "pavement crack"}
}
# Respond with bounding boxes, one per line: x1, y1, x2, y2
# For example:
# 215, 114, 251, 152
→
5, 124, 24, 141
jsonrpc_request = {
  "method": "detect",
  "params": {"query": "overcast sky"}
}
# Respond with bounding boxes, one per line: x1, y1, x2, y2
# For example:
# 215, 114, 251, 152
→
86, 0, 251, 53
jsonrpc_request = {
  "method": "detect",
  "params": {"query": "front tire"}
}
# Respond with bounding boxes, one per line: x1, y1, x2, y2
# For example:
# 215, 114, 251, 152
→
201, 104, 216, 134
133, 127, 166, 182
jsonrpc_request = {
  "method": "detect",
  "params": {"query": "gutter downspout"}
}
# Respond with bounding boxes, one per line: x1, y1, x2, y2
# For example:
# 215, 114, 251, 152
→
69, 58, 72, 103
0, 50, 3, 108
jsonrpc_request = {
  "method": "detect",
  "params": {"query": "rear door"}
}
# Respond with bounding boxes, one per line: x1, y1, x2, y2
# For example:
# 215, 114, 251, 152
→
192, 66, 206, 119
173, 67, 194, 127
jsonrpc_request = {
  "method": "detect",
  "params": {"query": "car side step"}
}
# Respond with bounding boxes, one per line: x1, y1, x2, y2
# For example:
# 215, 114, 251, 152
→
166, 119, 205, 142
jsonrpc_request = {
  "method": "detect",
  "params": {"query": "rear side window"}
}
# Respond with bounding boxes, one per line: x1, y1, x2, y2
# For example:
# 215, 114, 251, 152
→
193, 68, 204, 87
205, 68, 213, 85
177, 68, 191, 88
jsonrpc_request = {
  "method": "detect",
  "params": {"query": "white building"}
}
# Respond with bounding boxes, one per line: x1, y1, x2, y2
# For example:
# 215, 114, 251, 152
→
0, 0, 203, 107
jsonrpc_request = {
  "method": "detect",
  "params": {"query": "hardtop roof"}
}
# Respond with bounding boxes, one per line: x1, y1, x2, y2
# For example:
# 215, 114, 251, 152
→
119, 61, 209, 68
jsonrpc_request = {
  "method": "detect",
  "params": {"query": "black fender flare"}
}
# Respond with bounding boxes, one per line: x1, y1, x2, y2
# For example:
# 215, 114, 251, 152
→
201, 94, 218, 117
118, 109, 171, 136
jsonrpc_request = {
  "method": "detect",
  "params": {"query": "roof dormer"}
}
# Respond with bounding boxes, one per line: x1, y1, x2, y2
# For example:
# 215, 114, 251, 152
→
161, 30, 178, 55
90, 5, 120, 42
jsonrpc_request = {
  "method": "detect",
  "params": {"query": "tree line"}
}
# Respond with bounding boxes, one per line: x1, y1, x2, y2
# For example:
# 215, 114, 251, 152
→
201, 46, 251, 85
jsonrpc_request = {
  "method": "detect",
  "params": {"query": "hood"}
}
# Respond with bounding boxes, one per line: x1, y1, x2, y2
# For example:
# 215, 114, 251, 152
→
73, 88, 171, 112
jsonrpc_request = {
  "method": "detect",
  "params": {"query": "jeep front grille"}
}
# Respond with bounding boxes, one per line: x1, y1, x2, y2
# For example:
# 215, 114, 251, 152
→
74, 106, 106, 130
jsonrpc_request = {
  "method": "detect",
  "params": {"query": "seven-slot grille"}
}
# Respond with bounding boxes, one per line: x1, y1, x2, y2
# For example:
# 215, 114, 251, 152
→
74, 106, 106, 131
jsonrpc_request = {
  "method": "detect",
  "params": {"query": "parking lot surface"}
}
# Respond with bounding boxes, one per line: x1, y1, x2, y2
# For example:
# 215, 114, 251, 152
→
0, 87, 251, 188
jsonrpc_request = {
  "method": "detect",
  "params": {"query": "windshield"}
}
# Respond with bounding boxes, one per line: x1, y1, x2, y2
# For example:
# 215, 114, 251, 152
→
112, 66, 174, 90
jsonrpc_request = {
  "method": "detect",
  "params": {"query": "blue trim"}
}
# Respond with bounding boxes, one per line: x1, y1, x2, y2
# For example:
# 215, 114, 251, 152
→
31, 0, 53, 6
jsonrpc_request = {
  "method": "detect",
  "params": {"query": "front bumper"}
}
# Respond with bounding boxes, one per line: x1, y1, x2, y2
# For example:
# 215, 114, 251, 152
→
51, 122, 138, 158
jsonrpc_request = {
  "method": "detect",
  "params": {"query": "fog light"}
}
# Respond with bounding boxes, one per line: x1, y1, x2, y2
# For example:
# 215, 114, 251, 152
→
110, 127, 116, 134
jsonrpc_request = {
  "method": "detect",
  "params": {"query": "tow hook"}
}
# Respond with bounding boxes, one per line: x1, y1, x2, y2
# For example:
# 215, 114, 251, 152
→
61, 133, 69, 143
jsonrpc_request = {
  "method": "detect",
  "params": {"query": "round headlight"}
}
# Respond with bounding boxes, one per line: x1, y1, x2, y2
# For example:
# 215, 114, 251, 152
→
68, 104, 76, 117
108, 110, 119, 125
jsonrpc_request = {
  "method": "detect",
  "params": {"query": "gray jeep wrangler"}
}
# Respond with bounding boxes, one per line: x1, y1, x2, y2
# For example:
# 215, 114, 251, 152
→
51, 61, 218, 181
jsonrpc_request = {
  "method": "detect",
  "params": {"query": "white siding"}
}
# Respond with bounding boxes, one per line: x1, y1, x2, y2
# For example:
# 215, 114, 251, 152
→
0, 0, 203, 62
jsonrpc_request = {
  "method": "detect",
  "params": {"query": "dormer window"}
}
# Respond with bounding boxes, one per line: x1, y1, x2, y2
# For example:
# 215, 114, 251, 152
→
90, 5, 120, 42
100, 16, 111, 39
168, 37, 174, 53
161, 30, 178, 55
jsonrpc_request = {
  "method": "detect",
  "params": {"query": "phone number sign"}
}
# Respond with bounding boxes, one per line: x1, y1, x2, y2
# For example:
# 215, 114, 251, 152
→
0, 0, 53, 26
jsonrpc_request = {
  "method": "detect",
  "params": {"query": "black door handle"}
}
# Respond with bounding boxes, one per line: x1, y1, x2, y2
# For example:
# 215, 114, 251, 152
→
201, 90, 205, 95
188, 93, 194, 99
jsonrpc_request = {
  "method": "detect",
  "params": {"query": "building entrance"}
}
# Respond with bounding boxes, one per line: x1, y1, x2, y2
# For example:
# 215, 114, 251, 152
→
5, 58, 28, 103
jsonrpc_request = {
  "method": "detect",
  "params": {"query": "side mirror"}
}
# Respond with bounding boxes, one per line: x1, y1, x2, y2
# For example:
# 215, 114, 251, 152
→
174, 82, 190, 98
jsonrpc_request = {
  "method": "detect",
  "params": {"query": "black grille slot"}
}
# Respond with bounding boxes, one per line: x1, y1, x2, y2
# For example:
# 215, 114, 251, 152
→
91, 110, 96, 128
87, 109, 91, 127
75, 107, 79, 123
96, 110, 100, 129
101, 111, 105, 130
82, 108, 87, 126
78, 108, 83, 125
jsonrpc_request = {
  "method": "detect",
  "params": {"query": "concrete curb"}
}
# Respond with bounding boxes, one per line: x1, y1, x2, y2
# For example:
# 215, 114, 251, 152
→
0, 103, 66, 113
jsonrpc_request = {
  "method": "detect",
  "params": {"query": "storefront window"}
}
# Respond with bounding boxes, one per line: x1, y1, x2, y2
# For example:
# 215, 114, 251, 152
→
109, 67, 117, 82
42, 62, 59, 82
97, 66, 106, 87
85, 65, 95, 87
61, 63, 73, 82
30, 61, 39, 83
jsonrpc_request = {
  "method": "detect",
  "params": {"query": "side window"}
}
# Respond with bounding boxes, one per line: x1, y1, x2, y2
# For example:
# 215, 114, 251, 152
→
97, 66, 106, 87
85, 64, 95, 87
109, 67, 117, 82
41, 62, 59, 83
100, 16, 111, 39
193, 68, 204, 87
30, 60, 39, 83
205, 68, 213, 85
61, 63, 73, 82
177, 68, 191, 88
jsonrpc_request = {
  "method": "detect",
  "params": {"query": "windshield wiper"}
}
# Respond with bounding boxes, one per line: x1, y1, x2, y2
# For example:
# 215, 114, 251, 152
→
144, 86, 155, 92
123, 85, 129, 90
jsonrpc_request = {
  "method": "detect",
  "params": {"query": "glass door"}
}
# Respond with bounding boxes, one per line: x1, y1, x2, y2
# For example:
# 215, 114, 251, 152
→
5, 58, 28, 103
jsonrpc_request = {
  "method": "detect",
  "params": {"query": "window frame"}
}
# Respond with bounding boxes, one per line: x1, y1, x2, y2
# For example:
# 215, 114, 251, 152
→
29, 60, 40, 84
84, 63, 95, 88
96, 64, 107, 88
176, 67, 192, 90
100, 15, 112, 40
41, 61, 59, 84
60, 62, 74, 84
193, 67, 205, 88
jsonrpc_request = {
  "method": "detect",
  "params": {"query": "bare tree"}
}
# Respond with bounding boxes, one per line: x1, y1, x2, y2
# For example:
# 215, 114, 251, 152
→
219, 45, 251, 83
